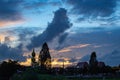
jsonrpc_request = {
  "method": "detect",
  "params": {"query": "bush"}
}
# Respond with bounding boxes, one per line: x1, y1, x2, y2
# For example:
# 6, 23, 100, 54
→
11, 70, 39, 80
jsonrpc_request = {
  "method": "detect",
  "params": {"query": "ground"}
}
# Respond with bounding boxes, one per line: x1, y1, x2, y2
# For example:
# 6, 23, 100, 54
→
11, 74, 120, 80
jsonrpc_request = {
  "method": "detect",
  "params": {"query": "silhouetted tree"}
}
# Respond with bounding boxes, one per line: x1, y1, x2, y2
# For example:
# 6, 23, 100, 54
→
31, 49, 37, 67
89, 52, 98, 74
39, 42, 51, 69
0, 59, 21, 80
104, 66, 114, 74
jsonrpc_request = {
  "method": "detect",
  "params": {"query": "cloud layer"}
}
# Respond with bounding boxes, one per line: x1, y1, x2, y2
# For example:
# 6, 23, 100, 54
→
67, 0, 117, 20
0, 43, 26, 61
27, 8, 72, 50
0, 0, 23, 21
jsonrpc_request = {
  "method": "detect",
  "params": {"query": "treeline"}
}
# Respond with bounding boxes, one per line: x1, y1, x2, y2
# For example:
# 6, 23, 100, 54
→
0, 59, 25, 80
0, 43, 120, 80
51, 52, 120, 76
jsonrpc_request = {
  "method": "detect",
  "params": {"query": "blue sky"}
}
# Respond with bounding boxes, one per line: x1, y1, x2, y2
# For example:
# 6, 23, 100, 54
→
0, 0, 120, 66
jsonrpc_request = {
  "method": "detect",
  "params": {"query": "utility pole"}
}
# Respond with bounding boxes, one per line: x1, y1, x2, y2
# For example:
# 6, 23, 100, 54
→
63, 59, 64, 69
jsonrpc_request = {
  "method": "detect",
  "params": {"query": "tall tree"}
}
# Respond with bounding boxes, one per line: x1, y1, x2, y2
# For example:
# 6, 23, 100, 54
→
89, 52, 98, 74
39, 42, 51, 69
31, 49, 36, 67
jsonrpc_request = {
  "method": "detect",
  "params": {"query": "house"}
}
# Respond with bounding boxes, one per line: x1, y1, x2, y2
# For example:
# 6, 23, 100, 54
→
76, 62, 89, 69
98, 62, 105, 68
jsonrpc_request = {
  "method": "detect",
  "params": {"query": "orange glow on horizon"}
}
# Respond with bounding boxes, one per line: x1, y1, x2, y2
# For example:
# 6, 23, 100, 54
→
20, 58, 72, 67
0, 35, 4, 42
0, 20, 24, 27
20, 58, 31, 66
57, 44, 90, 53
0, 35, 18, 42
51, 60, 72, 68
58, 48, 72, 53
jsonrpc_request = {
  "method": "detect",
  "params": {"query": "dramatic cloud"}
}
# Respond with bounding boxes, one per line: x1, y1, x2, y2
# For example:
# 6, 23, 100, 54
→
0, 0, 23, 22
0, 43, 26, 61
27, 8, 72, 50
67, 0, 117, 20
0, 0, 119, 67
0, 27, 43, 48
0, 27, 44, 62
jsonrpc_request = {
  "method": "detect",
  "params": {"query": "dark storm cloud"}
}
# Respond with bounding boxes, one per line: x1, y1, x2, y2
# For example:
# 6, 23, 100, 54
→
0, 0, 23, 21
27, 8, 72, 50
0, 43, 26, 61
67, 0, 117, 19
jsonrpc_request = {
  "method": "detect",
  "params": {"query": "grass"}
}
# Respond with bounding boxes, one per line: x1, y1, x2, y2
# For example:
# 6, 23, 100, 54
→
11, 73, 67, 80
11, 73, 120, 80
37, 74, 67, 80
68, 78, 120, 80
10, 68, 120, 80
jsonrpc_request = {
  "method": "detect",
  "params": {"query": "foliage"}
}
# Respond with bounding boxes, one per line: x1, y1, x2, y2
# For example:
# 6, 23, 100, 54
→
11, 71, 39, 80
11, 68, 67, 80
39, 42, 51, 69
0, 59, 21, 80
37, 74, 67, 80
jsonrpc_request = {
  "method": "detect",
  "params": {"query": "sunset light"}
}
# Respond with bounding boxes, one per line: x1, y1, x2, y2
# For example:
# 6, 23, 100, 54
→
20, 57, 72, 68
0, 0, 120, 79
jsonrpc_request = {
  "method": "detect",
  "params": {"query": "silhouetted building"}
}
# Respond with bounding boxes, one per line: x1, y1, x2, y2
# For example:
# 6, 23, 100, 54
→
76, 62, 89, 69
89, 52, 98, 74
89, 52, 98, 66
98, 62, 105, 68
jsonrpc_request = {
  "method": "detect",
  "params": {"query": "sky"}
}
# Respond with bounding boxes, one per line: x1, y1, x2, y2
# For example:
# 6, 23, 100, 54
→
0, 0, 120, 67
